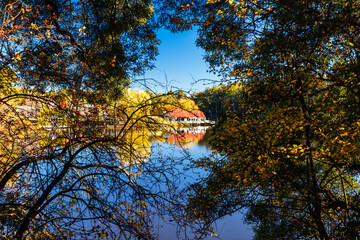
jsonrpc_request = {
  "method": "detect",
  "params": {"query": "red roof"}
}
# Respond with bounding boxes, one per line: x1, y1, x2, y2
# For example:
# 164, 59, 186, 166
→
167, 109, 206, 118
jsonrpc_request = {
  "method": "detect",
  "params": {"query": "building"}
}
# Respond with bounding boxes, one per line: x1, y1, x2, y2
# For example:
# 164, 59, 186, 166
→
16, 98, 41, 121
164, 109, 206, 124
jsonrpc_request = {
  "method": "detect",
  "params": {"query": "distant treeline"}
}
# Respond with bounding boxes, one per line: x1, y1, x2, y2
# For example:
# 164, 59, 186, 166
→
191, 83, 243, 120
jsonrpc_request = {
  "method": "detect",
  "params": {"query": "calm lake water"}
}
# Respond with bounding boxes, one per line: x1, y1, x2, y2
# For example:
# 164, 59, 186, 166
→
151, 128, 254, 240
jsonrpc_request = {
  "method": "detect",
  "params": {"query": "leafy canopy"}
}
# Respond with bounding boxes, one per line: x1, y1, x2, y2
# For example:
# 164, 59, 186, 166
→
184, 0, 360, 239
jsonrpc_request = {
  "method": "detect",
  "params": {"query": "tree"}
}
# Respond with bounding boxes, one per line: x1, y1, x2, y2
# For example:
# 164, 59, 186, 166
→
192, 83, 243, 120
0, 1, 187, 239
181, 0, 360, 239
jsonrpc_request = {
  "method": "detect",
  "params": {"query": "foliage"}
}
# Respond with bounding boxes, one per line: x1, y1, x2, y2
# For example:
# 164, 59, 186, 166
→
2, 0, 159, 95
192, 83, 243, 120
182, 0, 360, 239
0, 1, 189, 239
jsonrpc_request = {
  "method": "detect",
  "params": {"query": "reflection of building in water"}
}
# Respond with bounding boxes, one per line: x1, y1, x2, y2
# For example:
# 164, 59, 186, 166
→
176, 126, 209, 133
165, 126, 209, 148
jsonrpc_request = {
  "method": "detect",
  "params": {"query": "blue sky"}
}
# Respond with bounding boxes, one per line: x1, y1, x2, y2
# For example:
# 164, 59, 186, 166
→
132, 29, 220, 94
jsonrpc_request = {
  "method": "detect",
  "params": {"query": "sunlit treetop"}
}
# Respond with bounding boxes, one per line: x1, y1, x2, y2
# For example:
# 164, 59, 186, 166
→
0, 0, 159, 98
160, 0, 360, 83
184, 1, 360, 239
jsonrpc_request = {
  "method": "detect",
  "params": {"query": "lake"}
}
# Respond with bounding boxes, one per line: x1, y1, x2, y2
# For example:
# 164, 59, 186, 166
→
5, 124, 253, 239
150, 127, 254, 240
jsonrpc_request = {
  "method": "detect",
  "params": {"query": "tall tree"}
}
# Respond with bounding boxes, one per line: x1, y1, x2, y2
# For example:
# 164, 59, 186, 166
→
0, 1, 185, 239
181, 0, 360, 239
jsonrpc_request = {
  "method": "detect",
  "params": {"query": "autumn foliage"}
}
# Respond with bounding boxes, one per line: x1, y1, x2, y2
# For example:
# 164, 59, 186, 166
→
2, 0, 360, 239
184, 0, 360, 239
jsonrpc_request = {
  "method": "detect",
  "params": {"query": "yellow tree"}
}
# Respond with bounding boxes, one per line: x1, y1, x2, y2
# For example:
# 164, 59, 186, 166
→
0, 1, 184, 239
164, 0, 360, 239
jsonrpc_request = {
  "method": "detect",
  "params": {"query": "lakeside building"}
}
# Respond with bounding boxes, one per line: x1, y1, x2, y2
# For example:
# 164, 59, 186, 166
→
164, 109, 207, 124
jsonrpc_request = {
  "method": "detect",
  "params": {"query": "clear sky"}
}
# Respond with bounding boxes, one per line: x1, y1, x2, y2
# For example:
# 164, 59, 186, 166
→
132, 29, 220, 94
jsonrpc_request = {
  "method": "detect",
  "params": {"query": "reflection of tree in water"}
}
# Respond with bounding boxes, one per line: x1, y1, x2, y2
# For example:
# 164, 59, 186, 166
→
0, 0, 217, 238
0, 97, 184, 239
0, 81, 187, 239
113, 130, 152, 166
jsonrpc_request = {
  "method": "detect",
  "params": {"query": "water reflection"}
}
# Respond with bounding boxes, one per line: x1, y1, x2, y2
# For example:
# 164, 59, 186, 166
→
28, 124, 252, 239
165, 126, 209, 148
108, 126, 210, 165
148, 126, 254, 240
113, 130, 152, 166
102, 125, 253, 239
